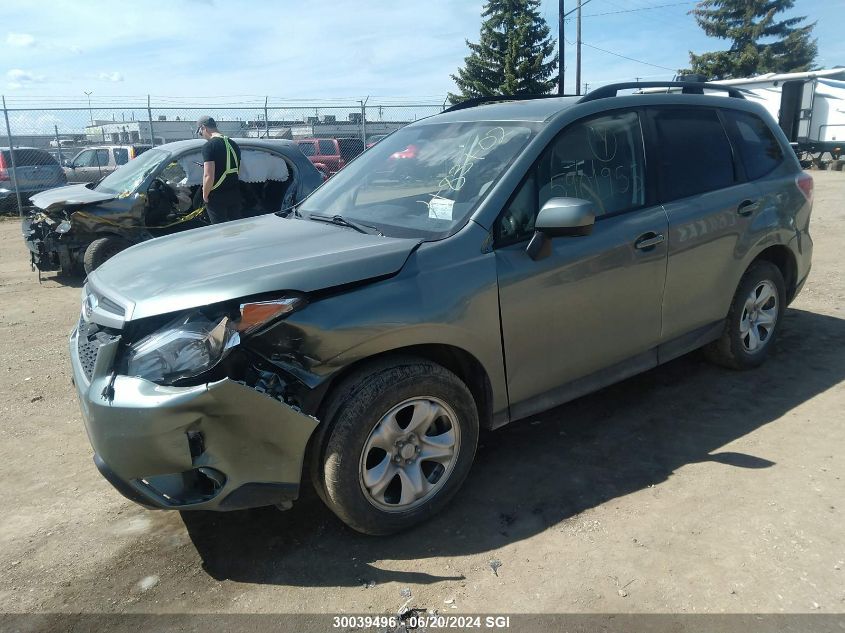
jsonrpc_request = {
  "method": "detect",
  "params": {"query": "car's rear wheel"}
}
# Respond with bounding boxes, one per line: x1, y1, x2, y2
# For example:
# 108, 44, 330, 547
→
315, 358, 478, 535
83, 236, 132, 274
704, 261, 786, 370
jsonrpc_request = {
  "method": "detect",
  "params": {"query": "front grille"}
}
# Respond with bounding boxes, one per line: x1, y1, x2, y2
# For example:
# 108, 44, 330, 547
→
76, 319, 119, 381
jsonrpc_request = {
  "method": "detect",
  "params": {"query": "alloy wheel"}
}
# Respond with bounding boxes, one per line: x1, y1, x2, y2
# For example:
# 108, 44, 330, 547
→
359, 396, 461, 512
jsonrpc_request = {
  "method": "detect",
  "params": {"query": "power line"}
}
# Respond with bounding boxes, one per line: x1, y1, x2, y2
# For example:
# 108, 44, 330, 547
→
564, 36, 678, 71
580, 2, 694, 17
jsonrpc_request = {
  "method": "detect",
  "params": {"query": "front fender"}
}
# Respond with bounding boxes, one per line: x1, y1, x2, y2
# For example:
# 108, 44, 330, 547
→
248, 225, 510, 420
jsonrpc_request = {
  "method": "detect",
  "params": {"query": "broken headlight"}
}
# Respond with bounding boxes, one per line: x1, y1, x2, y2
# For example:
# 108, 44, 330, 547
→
125, 297, 306, 384
126, 313, 239, 384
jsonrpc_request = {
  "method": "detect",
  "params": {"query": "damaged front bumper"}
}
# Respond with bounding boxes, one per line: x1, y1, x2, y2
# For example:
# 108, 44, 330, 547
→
69, 324, 319, 511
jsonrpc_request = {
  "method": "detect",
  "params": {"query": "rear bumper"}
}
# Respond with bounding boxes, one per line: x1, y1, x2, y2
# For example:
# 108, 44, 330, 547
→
69, 325, 319, 511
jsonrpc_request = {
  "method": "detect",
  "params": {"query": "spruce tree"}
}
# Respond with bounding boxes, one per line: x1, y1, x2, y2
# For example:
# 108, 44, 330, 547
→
687, 0, 817, 79
449, 0, 557, 104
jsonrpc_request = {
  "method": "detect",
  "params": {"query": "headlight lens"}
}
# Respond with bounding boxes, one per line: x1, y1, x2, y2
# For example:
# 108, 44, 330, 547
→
55, 220, 72, 234
126, 313, 239, 384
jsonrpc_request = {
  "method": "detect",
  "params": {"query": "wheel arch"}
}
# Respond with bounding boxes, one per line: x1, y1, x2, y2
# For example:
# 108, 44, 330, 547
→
750, 244, 798, 304
314, 344, 495, 431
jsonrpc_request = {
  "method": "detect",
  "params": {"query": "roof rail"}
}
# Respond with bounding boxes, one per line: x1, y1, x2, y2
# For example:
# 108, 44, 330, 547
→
577, 81, 746, 103
443, 93, 575, 113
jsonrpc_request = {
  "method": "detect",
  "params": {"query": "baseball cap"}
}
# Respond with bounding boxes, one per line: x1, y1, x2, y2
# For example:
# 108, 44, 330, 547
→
196, 115, 216, 134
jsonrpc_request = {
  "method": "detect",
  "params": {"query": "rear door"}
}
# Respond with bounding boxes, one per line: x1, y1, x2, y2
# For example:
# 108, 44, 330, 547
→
495, 109, 668, 418
648, 106, 760, 345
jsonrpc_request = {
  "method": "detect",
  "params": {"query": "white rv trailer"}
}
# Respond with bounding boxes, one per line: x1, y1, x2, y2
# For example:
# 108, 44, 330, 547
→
713, 69, 845, 162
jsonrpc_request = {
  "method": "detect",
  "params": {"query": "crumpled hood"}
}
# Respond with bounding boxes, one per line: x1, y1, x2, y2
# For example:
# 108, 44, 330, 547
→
88, 214, 422, 321
30, 184, 115, 211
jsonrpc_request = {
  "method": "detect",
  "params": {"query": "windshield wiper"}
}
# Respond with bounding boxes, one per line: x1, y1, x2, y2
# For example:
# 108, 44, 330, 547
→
308, 213, 382, 236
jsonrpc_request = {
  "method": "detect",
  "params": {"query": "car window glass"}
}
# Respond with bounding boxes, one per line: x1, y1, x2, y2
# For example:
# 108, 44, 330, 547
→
724, 110, 783, 180
496, 173, 537, 244
11, 149, 57, 166
653, 108, 736, 201
298, 121, 536, 239
95, 149, 110, 166
319, 140, 336, 155
299, 142, 316, 157
539, 111, 645, 218
113, 148, 129, 165
73, 150, 95, 167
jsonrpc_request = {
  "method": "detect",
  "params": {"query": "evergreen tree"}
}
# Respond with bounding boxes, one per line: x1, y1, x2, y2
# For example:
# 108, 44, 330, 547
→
449, 0, 557, 104
687, 0, 817, 79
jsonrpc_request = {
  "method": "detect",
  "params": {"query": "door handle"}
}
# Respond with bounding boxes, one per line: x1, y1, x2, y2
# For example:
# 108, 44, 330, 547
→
737, 199, 760, 216
635, 232, 665, 250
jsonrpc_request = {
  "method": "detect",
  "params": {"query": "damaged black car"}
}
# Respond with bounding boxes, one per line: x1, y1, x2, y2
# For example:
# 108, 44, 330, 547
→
23, 138, 323, 275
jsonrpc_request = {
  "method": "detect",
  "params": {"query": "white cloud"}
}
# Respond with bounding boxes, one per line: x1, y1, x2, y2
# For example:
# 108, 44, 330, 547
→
98, 71, 124, 82
69, 45, 83, 54
6, 32, 36, 47
7, 68, 46, 83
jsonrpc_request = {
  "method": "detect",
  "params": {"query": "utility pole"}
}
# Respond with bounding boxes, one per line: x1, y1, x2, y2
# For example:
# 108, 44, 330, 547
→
558, 0, 565, 95
84, 91, 93, 125
575, 0, 582, 96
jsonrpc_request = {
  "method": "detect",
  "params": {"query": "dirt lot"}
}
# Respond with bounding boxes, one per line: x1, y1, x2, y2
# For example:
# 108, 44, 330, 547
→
0, 172, 843, 621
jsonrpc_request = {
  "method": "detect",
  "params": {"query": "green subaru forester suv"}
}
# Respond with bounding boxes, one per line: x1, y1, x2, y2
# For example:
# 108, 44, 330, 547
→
70, 82, 812, 534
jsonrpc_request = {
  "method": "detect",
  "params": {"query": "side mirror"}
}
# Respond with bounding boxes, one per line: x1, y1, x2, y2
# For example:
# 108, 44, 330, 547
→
527, 197, 595, 261
535, 197, 595, 237
64, 160, 74, 168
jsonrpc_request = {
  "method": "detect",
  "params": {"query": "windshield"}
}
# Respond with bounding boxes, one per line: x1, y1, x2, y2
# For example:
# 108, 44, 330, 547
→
299, 121, 536, 238
95, 149, 168, 196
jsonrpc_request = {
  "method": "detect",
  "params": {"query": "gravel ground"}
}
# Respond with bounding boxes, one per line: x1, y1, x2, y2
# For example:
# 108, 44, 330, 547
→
0, 172, 843, 621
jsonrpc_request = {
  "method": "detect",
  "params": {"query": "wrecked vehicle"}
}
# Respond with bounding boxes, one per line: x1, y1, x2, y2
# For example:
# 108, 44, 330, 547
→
71, 83, 812, 534
24, 138, 323, 275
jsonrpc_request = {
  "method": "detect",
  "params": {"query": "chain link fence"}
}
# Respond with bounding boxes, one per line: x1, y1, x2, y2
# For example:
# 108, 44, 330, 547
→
1, 97, 446, 215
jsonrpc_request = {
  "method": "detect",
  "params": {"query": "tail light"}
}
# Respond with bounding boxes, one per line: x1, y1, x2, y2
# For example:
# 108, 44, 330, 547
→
796, 173, 813, 203
0, 152, 8, 181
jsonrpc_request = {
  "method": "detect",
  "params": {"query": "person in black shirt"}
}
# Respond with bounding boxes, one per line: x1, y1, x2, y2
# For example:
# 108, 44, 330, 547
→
197, 115, 242, 224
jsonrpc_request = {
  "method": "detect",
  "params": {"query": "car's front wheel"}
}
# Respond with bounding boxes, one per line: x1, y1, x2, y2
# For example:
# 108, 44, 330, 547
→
83, 236, 132, 274
315, 358, 479, 535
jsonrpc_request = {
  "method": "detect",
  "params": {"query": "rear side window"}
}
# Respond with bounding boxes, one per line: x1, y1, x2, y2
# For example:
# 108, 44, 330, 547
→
652, 108, 736, 202
723, 110, 784, 180
6, 149, 59, 167
318, 140, 336, 155
298, 142, 316, 157
113, 148, 129, 165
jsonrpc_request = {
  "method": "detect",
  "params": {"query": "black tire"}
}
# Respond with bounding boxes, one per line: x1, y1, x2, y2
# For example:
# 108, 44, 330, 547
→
83, 236, 132, 274
313, 357, 479, 535
704, 261, 786, 370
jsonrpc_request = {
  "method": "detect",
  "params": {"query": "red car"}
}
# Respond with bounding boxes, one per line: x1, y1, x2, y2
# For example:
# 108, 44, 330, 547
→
295, 138, 365, 177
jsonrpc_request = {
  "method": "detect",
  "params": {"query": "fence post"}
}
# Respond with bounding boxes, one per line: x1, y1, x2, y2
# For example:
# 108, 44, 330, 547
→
264, 96, 270, 139
1, 95, 23, 217
147, 95, 156, 146
360, 96, 368, 145
54, 124, 63, 164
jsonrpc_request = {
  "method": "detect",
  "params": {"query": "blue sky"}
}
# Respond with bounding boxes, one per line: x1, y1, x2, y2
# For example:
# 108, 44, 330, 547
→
2, 0, 843, 105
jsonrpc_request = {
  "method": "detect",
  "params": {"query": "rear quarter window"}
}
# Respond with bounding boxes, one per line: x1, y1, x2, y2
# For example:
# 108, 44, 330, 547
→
723, 109, 784, 180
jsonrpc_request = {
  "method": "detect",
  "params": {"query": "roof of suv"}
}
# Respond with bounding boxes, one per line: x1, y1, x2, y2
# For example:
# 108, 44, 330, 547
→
425, 82, 757, 125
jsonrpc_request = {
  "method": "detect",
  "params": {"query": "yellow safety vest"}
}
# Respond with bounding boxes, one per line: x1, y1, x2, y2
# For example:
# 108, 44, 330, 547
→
211, 136, 240, 191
